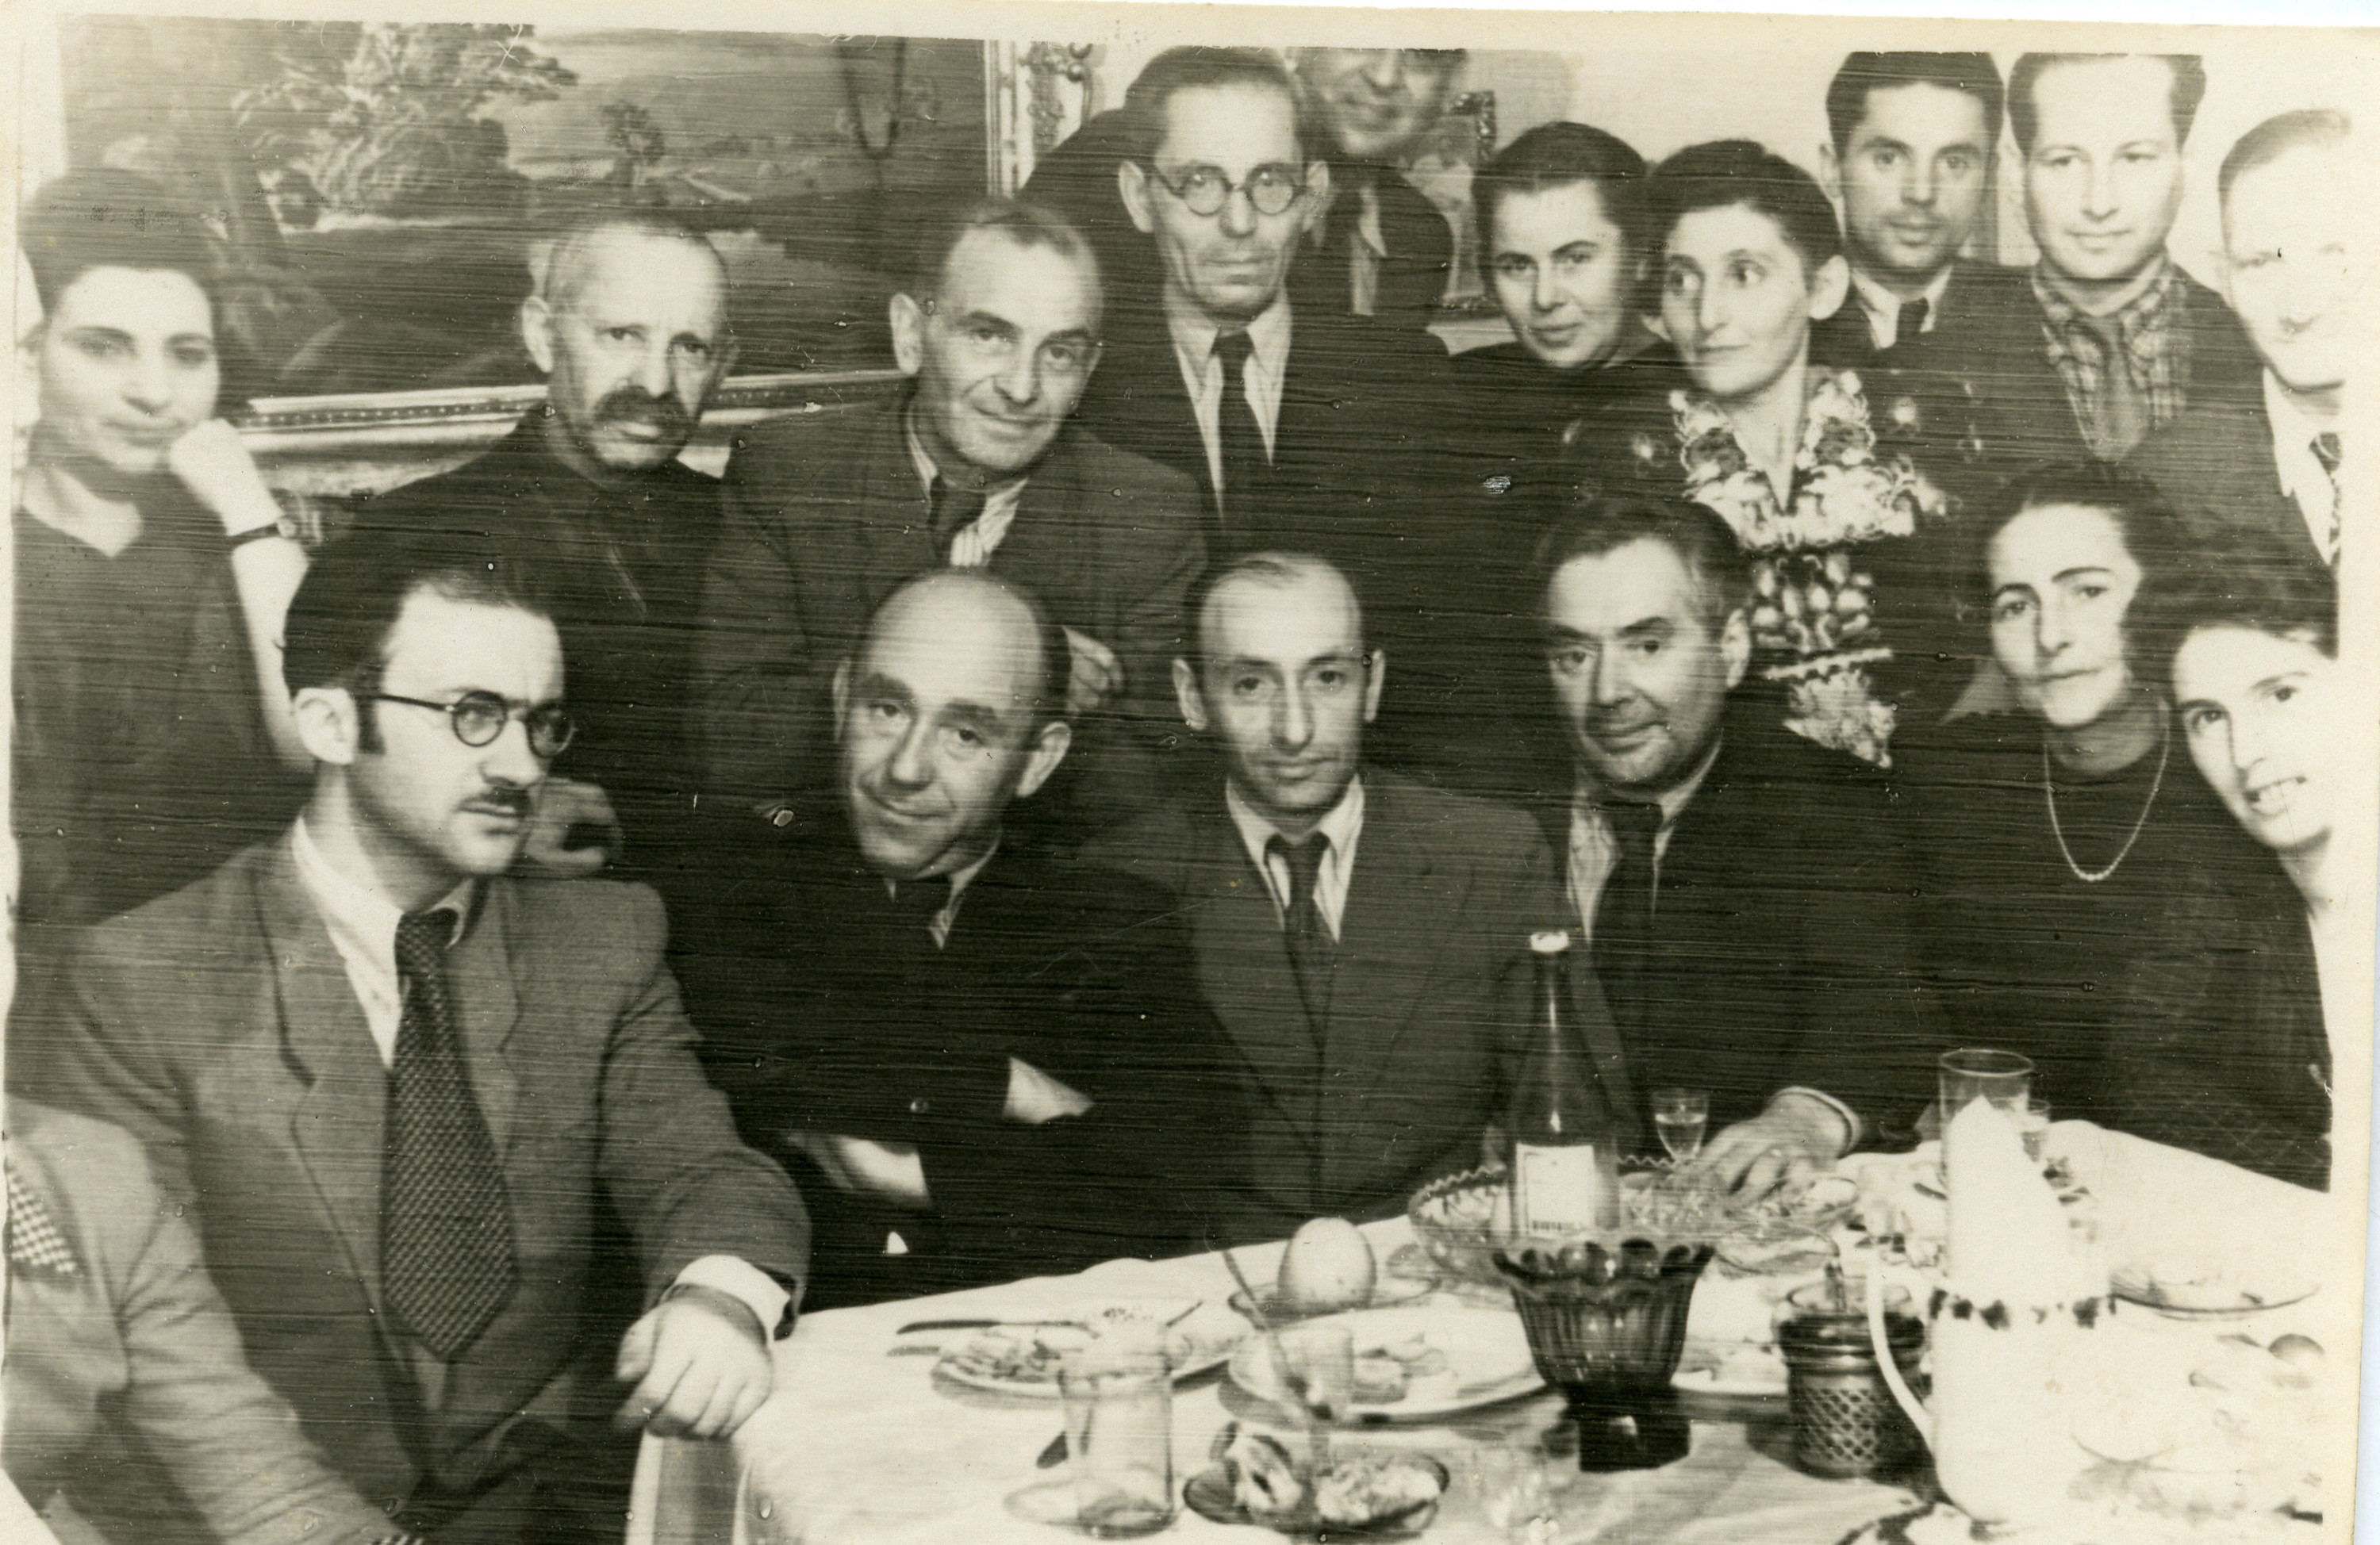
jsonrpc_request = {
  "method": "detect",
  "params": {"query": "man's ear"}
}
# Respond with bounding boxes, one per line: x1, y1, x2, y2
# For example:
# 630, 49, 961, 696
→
520, 295, 558, 378
1119, 160, 1157, 236
294, 686, 359, 767
1298, 159, 1335, 235
889, 293, 927, 378
1720, 607, 1754, 692
1808, 253, 1852, 324
1171, 657, 1209, 732
1015, 719, 1074, 801
1362, 648, 1387, 723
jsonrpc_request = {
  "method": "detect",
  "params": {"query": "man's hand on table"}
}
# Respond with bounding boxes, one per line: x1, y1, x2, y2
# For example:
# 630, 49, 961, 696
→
615, 1285, 774, 1440
1691, 1093, 1852, 1198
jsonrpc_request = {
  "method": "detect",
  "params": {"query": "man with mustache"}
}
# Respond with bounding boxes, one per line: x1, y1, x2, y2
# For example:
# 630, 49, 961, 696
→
32, 529, 810, 1542
1533, 496, 1933, 1197
1084, 551, 1584, 1243
697, 198, 1203, 841
365, 209, 738, 894
699, 568, 1239, 1306
1812, 52, 2018, 370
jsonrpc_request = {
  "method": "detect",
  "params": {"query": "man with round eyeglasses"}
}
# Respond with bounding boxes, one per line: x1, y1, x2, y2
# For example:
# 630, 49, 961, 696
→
33, 528, 811, 1544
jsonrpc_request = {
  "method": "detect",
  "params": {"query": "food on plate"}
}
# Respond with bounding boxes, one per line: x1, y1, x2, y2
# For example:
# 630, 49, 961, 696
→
1279, 1217, 1378, 1313
940, 1324, 1092, 1386
2071, 1325, 2327, 1526
1312, 1453, 1447, 1528
1214, 1424, 1307, 1516
1350, 1331, 1452, 1405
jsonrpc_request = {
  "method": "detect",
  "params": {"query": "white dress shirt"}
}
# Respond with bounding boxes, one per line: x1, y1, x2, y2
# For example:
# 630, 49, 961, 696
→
289, 819, 791, 1336
1225, 775, 1366, 943
1847, 264, 1953, 352
2261, 371, 2341, 565
1163, 289, 1292, 496
904, 415, 1028, 568
1346, 182, 1388, 318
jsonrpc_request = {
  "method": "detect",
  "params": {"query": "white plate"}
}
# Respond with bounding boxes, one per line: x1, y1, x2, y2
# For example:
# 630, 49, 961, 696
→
931, 1303, 1248, 1398
2109, 1267, 2318, 1319
1226, 1305, 1543, 1424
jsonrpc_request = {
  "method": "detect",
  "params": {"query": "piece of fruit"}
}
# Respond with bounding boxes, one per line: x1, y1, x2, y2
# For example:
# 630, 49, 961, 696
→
1277, 1217, 1376, 1313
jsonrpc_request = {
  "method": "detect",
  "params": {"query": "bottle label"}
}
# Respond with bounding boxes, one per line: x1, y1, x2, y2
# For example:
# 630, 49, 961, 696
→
1511, 1143, 1606, 1236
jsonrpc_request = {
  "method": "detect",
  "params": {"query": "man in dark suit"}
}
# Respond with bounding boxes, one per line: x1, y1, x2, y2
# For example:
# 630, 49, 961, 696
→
1075, 46, 1449, 566
1813, 52, 2018, 370
699, 569, 1241, 1305
33, 531, 809, 1543
1964, 53, 2260, 467
359, 209, 738, 897
2130, 109, 2351, 592
1534, 496, 1934, 1196
1086, 552, 1598, 1243
6, 1099, 400, 1545
1286, 47, 1464, 332
697, 197, 1203, 830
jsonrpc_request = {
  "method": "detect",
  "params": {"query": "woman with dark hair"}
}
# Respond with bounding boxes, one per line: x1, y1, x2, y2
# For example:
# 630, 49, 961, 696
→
1568, 139, 1962, 766
14, 170, 309, 975
2105, 544, 2344, 1187
1905, 461, 2271, 1131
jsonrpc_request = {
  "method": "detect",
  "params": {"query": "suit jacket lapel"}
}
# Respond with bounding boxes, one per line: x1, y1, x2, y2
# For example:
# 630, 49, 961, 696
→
1322, 777, 1439, 1106
989, 433, 1084, 594
858, 400, 939, 577
448, 881, 524, 1156
257, 842, 391, 1311
1187, 811, 1322, 1156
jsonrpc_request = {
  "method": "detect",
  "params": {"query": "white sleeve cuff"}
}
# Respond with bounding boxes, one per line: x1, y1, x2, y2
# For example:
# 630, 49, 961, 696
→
1771, 1087, 1861, 1157
673, 1255, 795, 1339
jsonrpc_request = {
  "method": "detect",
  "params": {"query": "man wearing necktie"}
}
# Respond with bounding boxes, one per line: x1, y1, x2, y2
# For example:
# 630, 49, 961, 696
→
1087, 551, 1581, 1244
699, 569, 1242, 1307
2131, 109, 2355, 606
700, 197, 1204, 838
1285, 48, 1465, 333
34, 531, 810, 1542
1534, 496, 1936, 1200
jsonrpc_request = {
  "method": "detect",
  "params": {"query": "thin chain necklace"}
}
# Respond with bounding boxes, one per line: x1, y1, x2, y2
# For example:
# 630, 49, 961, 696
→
2043, 715, 2171, 884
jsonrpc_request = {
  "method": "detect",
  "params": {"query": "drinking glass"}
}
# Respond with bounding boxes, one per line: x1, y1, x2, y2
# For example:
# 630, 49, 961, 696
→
1059, 1343, 1177, 1538
1937, 1049, 2033, 1125
1650, 1088, 1709, 1163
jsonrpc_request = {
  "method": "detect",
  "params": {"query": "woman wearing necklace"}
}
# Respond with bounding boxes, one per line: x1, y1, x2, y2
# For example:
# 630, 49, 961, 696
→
2106, 550, 2342, 1189
1906, 462, 2268, 1132
1565, 140, 1960, 768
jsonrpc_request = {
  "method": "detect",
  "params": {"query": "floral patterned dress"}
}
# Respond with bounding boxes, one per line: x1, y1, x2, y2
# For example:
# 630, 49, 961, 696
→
1651, 370, 1950, 766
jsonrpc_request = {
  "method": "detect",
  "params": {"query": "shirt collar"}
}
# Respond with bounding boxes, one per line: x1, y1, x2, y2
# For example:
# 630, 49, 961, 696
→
1574, 733, 1724, 831
2261, 370, 2332, 503
2032, 251, 2175, 344
290, 816, 474, 958
1225, 772, 1365, 867
884, 838, 1000, 911
1162, 287, 1294, 383
1848, 264, 1954, 339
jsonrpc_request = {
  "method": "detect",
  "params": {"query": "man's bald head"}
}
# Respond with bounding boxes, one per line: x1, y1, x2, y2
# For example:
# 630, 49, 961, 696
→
835, 569, 1074, 880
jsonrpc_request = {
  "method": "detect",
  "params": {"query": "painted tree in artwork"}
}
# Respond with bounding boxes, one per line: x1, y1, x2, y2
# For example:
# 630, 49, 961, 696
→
233, 22, 578, 220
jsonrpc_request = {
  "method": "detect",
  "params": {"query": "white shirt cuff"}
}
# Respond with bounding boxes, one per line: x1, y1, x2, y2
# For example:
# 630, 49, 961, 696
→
673, 1255, 795, 1338
1772, 1087, 1861, 1156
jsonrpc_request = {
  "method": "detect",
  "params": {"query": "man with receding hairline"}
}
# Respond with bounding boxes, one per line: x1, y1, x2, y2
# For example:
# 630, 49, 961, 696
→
364, 209, 740, 897
698, 197, 1203, 839
1086, 550, 1585, 1243
700, 567, 1239, 1306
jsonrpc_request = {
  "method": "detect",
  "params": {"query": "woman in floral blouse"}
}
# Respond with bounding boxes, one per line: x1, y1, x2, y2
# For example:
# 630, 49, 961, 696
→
1564, 140, 1967, 766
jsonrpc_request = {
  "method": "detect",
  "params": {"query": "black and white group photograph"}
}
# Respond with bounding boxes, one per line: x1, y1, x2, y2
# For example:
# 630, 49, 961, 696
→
1, 4, 2371, 1544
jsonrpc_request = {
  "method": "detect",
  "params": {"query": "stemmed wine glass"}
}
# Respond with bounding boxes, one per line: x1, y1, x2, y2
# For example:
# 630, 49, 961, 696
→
1650, 1088, 1709, 1164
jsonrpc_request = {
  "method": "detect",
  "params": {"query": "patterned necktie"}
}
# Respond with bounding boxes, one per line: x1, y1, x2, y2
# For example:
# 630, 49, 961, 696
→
6, 1164, 79, 1279
928, 478, 988, 564
383, 908, 516, 1360
1591, 801, 1664, 1029
1896, 297, 1929, 347
1266, 834, 1334, 1029
1212, 329, 1269, 546
2081, 314, 2150, 460
2311, 431, 2344, 566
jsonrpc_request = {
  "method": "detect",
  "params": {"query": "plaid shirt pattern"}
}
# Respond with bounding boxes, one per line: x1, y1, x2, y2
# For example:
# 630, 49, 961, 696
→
6, 1163, 79, 1277
2033, 258, 2195, 460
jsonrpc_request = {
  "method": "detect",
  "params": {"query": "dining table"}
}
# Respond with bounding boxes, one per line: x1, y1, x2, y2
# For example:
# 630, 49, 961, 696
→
627, 1125, 2349, 1545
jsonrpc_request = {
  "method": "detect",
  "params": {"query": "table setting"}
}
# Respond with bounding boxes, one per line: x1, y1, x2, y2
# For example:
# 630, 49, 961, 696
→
629, 1052, 2349, 1545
